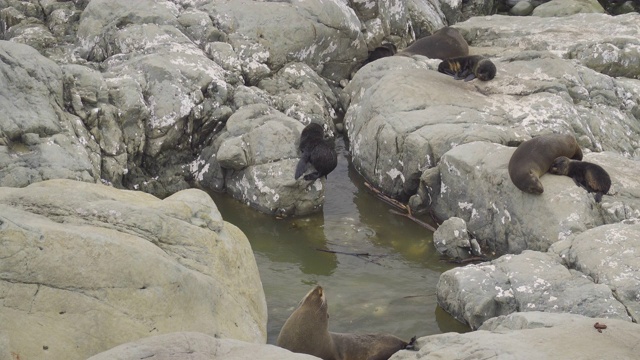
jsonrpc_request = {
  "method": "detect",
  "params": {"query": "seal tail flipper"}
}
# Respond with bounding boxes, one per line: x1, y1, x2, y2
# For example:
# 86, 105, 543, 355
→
404, 336, 417, 350
595, 192, 603, 203
295, 152, 311, 180
303, 171, 322, 181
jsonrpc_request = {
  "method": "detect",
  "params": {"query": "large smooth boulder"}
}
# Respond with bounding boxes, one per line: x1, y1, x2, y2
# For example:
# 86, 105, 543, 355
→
390, 312, 640, 360
87, 332, 320, 360
0, 180, 267, 360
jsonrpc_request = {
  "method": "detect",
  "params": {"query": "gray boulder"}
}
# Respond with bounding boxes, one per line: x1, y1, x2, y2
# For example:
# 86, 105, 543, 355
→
0, 180, 267, 360
427, 144, 640, 254
550, 223, 640, 322
436, 249, 631, 329
390, 312, 640, 360
532, 0, 605, 17
192, 104, 325, 216
87, 332, 320, 360
433, 217, 480, 260
0, 41, 98, 187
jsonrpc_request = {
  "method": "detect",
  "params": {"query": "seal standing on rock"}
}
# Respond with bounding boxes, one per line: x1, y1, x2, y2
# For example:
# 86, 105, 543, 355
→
295, 123, 337, 181
508, 133, 583, 194
438, 55, 497, 81
276, 285, 415, 360
548, 156, 611, 202
397, 26, 469, 60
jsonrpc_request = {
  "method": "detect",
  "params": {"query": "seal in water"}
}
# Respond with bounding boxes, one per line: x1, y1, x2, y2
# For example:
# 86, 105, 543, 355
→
295, 123, 337, 181
508, 133, 583, 194
397, 26, 469, 60
276, 285, 416, 360
548, 156, 611, 202
438, 55, 497, 81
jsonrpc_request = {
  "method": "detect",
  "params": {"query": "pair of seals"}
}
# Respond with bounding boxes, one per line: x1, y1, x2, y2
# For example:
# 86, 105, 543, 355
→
438, 55, 497, 81
398, 26, 469, 60
508, 133, 583, 194
277, 285, 415, 360
295, 123, 338, 181
548, 156, 611, 202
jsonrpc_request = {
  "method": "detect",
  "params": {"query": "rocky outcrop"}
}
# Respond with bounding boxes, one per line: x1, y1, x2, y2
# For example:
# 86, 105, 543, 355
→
343, 12, 640, 250
390, 312, 640, 360
87, 332, 320, 360
0, 0, 457, 216
436, 222, 640, 328
0, 179, 267, 360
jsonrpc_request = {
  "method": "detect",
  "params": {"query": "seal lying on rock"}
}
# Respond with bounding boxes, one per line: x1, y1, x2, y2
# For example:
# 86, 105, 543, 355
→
548, 156, 611, 202
364, 43, 397, 65
295, 123, 337, 181
437, 55, 497, 81
508, 133, 583, 194
398, 26, 469, 60
276, 285, 415, 360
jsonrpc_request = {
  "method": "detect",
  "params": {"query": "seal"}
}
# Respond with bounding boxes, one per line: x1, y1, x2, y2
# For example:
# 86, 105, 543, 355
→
295, 123, 338, 181
364, 43, 397, 65
548, 156, 611, 202
508, 133, 583, 194
276, 285, 415, 360
397, 26, 469, 60
437, 55, 497, 81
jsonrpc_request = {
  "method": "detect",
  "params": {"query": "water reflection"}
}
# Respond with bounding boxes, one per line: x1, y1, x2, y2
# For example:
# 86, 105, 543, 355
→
209, 136, 470, 344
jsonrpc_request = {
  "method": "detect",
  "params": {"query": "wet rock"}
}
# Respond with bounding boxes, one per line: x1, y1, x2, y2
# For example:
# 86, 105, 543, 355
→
433, 217, 478, 260
390, 312, 640, 360
0, 180, 267, 360
87, 332, 319, 360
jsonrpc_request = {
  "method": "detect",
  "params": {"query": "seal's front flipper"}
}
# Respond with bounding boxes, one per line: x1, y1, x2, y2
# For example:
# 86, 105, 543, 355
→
463, 73, 476, 81
295, 152, 310, 180
303, 171, 322, 181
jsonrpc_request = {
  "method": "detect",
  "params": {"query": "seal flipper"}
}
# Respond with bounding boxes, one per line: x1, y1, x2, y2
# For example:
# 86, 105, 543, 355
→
295, 152, 311, 180
405, 336, 417, 350
303, 171, 322, 181
463, 73, 476, 81
594, 192, 604, 203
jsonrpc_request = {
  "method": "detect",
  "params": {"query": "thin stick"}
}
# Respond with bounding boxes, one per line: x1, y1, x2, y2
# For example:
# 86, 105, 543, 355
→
315, 248, 374, 257
364, 182, 437, 232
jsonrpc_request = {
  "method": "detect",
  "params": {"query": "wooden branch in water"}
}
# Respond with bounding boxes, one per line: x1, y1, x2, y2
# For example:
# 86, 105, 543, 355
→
364, 182, 437, 232
315, 248, 386, 258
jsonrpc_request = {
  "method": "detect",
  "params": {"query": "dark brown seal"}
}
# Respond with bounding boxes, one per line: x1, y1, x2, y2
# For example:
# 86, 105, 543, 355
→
548, 156, 611, 202
295, 123, 337, 181
437, 55, 497, 81
364, 43, 398, 65
397, 26, 469, 60
276, 285, 414, 360
508, 134, 583, 194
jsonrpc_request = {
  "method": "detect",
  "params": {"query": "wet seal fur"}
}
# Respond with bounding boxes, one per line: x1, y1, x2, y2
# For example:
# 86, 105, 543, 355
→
548, 156, 611, 202
438, 55, 497, 81
295, 123, 337, 181
276, 285, 416, 360
397, 26, 469, 60
508, 133, 583, 194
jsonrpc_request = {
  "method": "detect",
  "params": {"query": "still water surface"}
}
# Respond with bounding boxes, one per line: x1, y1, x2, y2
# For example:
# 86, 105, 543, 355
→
209, 137, 470, 344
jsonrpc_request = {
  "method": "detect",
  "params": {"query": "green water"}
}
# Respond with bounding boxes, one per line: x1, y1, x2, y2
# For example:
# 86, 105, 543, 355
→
209, 137, 470, 344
